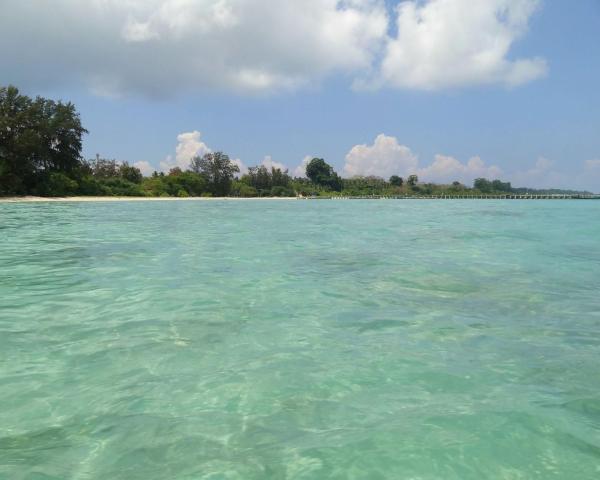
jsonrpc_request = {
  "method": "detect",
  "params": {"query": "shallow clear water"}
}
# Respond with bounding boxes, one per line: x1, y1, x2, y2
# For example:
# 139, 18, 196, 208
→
1, 200, 600, 479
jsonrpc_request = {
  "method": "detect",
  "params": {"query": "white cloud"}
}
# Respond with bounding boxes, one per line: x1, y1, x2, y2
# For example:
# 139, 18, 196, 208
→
0, 0, 546, 96
344, 134, 419, 178
0, 0, 388, 96
260, 155, 288, 172
374, 0, 547, 90
510, 157, 566, 188
229, 155, 291, 178
294, 156, 313, 178
343, 133, 501, 183
231, 158, 248, 177
418, 155, 503, 183
133, 161, 156, 176
160, 131, 211, 171
503, 157, 600, 191
175, 131, 211, 165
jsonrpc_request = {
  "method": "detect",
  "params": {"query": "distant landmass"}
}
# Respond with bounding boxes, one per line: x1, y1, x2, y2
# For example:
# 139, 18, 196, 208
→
1, 86, 597, 199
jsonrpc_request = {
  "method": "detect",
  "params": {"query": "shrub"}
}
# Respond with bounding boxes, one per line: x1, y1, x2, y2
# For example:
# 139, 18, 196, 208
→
270, 186, 295, 197
38, 172, 79, 197
100, 178, 144, 196
78, 176, 109, 196
231, 182, 258, 197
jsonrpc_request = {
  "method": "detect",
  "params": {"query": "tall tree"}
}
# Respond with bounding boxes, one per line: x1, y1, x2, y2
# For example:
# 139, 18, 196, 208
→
389, 175, 403, 187
474, 178, 492, 193
0, 85, 87, 195
119, 162, 143, 184
190, 152, 239, 196
242, 165, 292, 194
305, 158, 342, 191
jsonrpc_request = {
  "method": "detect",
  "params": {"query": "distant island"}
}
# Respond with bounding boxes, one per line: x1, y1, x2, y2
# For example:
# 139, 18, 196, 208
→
1, 85, 596, 200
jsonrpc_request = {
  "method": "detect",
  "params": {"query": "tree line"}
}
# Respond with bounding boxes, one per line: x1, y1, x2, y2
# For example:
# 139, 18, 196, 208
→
3, 85, 563, 198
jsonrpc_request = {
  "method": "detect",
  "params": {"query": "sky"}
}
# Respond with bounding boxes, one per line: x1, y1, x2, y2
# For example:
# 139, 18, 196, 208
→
1, 0, 599, 191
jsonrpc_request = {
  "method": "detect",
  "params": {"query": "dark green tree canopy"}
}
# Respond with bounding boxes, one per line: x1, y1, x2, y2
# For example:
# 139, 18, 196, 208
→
1, 85, 88, 195
119, 162, 143, 184
189, 151, 240, 196
305, 158, 343, 191
389, 175, 403, 187
241, 165, 292, 194
473, 178, 512, 193
474, 178, 492, 193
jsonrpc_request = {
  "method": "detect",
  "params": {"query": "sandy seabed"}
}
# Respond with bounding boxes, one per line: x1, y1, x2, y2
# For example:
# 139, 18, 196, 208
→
0, 196, 300, 203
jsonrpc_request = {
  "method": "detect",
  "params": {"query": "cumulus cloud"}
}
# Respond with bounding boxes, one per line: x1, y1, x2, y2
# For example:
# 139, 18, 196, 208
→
418, 155, 503, 183
0, 0, 387, 97
343, 133, 502, 183
231, 158, 248, 177
160, 131, 211, 171
344, 134, 419, 178
260, 155, 288, 172
0, 0, 546, 96
294, 156, 313, 178
229, 155, 293, 178
501, 157, 600, 191
373, 0, 547, 90
510, 157, 566, 188
133, 161, 156, 176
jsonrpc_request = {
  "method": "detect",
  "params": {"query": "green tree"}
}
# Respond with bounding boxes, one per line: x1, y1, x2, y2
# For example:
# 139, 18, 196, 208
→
101, 177, 144, 196
1, 85, 87, 195
231, 181, 258, 197
242, 165, 292, 195
474, 178, 492, 193
189, 152, 239, 196
491, 179, 512, 192
119, 162, 143, 184
243, 165, 272, 192
39, 172, 79, 196
173, 172, 206, 196
270, 185, 295, 197
270, 167, 291, 188
85, 156, 119, 179
407, 175, 419, 187
389, 175, 404, 187
306, 158, 342, 191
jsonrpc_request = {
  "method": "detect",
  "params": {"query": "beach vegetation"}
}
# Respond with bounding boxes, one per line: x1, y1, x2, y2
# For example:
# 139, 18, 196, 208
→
1, 85, 87, 195
3, 85, 591, 199
306, 158, 343, 191
390, 175, 403, 187
189, 152, 240, 196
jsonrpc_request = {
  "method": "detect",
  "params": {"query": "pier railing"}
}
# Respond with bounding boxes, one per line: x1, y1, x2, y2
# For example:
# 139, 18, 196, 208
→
300, 194, 600, 200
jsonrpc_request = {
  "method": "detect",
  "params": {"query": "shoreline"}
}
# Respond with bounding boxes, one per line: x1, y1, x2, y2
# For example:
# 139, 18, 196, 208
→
1, 195, 598, 203
0, 196, 300, 203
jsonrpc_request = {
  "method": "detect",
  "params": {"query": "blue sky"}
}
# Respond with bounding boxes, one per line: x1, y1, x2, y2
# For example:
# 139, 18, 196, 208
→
2, 0, 599, 190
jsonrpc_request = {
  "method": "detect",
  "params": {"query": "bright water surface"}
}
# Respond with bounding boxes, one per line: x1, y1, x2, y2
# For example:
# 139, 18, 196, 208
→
1, 200, 600, 479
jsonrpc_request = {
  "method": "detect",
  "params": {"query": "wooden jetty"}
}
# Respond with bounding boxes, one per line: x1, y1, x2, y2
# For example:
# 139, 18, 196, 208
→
301, 194, 600, 200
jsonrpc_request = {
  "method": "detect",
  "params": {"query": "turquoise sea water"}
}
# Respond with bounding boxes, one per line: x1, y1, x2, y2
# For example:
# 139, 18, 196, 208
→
1, 199, 599, 479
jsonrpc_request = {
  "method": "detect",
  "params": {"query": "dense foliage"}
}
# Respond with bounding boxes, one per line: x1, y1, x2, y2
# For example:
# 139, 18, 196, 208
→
1, 85, 87, 195
306, 158, 343, 191
189, 152, 239, 196
238, 165, 295, 197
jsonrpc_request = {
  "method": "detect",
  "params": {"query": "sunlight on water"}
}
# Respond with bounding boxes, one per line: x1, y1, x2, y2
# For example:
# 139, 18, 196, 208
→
1, 200, 600, 479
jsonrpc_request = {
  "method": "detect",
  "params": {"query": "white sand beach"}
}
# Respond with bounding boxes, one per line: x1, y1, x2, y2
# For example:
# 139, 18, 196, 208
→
0, 196, 300, 203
